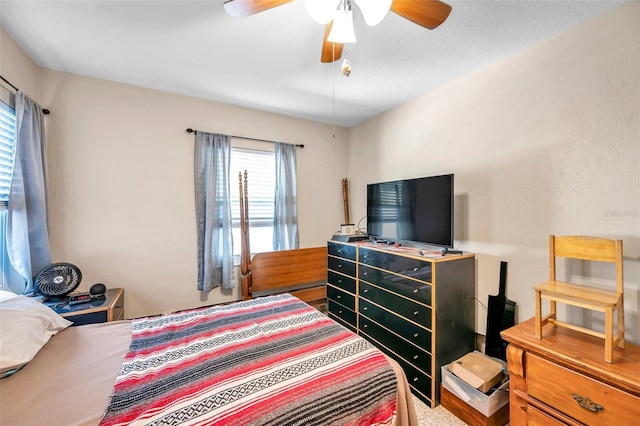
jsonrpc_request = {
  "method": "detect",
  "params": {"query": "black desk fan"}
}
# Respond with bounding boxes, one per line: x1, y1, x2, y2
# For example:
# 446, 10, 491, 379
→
33, 262, 82, 302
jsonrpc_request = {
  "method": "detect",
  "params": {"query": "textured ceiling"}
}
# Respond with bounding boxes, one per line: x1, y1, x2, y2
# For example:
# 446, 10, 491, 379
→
0, 0, 626, 127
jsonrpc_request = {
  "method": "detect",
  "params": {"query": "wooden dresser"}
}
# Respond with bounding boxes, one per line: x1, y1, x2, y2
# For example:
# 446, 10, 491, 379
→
327, 241, 476, 407
501, 318, 640, 425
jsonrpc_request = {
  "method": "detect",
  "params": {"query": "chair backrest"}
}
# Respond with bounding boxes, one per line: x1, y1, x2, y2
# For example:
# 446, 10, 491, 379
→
549, 235, 624, 293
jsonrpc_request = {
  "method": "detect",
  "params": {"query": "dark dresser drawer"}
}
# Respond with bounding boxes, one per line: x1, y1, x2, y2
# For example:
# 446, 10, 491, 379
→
358, 298, 431, 351
327, 271, 356, 294
359, 315, 432, 373
359, 282, 432, 328
361, 335, 433, 402
65, 310, 108, 325
400, 356, 433, 401
328, 242, 356, 261
328, 300, 357, 330
327, 284, 355, 310
359, 265, 432, 305
327, 256, 356, 277
359, 248, 432, 282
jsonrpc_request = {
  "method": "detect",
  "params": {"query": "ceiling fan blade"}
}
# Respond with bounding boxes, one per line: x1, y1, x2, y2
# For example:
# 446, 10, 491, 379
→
321, 22, 344, 63
390, 0, 452, 30
223, 0, 294, 18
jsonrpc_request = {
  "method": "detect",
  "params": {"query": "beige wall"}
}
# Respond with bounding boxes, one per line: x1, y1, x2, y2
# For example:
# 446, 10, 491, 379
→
348, 2, 640, 342
0, 28, 40, 99
2, 28, 349, 318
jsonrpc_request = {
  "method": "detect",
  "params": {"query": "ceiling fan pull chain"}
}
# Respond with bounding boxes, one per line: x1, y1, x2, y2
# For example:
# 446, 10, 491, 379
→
332, 42, 335, 138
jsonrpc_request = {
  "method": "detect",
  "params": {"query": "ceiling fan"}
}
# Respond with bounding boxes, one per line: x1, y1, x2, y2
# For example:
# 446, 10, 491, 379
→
223, 0, 452, 63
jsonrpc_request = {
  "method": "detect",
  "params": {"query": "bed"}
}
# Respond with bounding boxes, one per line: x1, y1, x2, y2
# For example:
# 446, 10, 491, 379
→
0, 292, 418, 425
1, 172, 419, 425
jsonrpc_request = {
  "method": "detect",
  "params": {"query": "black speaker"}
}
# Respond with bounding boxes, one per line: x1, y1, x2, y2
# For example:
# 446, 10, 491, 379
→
90, 283, 106, 298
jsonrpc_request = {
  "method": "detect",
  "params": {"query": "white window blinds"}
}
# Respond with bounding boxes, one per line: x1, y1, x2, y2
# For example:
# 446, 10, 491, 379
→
230, 147, 275, 227
230, 146, 275, 255
0, 101, 17, 210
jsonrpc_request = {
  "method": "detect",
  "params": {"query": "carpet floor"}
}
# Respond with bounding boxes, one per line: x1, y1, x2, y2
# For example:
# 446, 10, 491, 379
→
412, 395, 466, 425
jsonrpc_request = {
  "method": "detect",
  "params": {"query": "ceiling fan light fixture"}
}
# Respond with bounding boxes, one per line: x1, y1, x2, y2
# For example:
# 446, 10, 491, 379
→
328, 0, 356, 44
305, 0, 339, 24
354, 0, 392, 26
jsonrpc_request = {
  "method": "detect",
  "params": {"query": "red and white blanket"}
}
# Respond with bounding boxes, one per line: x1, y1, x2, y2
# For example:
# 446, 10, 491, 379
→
100, 294, 397, 426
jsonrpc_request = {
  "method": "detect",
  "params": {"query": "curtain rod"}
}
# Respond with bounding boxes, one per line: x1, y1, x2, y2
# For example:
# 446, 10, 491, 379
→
185, 128, 304, 148
0, 75, 50, 115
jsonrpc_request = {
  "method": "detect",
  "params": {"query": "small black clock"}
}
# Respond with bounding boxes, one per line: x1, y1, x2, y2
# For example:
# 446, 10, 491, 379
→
68, 292, 92, 305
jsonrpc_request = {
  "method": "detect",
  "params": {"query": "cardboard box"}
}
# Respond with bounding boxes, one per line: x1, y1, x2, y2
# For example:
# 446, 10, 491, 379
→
451, 351, 503, 393
441, 362, 509, 417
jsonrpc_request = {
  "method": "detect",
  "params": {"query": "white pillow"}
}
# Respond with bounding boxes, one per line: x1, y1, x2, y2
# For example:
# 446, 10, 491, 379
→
0, 290, 19, 302
0, 293, 72, 377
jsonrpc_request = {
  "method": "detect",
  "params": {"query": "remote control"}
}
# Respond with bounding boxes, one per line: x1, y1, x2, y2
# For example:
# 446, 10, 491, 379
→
442, 248, 463, 255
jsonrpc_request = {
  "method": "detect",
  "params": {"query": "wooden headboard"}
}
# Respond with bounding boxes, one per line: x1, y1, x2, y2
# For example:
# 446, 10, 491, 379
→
239, 171, 327, 309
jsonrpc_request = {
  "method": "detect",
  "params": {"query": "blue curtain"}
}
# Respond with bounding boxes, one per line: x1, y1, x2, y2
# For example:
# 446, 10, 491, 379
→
6, 92, 52, 294
273, 143, 299, 251
194, 132, 234, 291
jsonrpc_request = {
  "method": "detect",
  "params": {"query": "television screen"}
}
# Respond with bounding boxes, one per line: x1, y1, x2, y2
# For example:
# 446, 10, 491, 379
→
367, 174, 453, 248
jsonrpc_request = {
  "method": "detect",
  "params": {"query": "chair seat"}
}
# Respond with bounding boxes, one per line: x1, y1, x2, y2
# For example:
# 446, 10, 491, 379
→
534, 280, 621, 310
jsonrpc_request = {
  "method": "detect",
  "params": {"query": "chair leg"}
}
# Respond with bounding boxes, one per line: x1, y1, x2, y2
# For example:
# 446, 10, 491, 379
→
535, 291, 542, 339
617, 299, 625, 349
550, 300, 557, 328
605, 307, 613, 363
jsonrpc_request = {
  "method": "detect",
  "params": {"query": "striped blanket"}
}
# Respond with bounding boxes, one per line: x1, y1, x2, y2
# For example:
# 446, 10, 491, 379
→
100, 294, 397, 426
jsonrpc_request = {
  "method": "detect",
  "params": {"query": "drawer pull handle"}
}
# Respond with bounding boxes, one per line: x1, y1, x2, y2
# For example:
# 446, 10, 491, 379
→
413, 333, 419, 338
336, 295, 341, 299
413, 311, 419, 316
363, 272, 368, 276
413, 377, 419, 383
363, 289, 369, 293
337, 249, 342, 253
363, 324, 368, 328
338, 279, 342, 283
413, 289, 418, 293
363, 307, 368, 311
338, 310, 343, 314
338, 264, 342, 268
413, 355, 419, 360
413, 267, 419, 272
572, 394, 604, 413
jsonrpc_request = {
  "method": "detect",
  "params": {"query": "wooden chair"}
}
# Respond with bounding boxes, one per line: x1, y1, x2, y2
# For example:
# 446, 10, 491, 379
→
533, 235, 624, 363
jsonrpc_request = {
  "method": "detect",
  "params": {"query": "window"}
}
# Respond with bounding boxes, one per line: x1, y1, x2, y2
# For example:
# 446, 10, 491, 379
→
1, 99, 17, 288
229, 145, 275, 257
0, 100, 16, 209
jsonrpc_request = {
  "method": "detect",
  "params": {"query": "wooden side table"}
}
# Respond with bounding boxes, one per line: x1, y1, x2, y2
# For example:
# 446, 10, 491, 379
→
54, 288, 124, 325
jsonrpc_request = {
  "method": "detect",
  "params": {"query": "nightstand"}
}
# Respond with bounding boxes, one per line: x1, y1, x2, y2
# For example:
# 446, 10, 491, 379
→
53, 288, 124, 325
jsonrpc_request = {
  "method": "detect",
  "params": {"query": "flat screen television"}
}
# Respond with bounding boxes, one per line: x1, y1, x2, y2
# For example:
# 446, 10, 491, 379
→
366, 174, 454, 248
